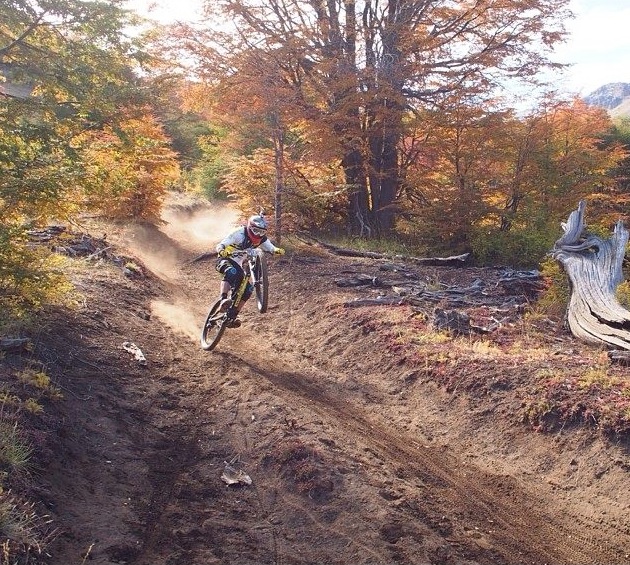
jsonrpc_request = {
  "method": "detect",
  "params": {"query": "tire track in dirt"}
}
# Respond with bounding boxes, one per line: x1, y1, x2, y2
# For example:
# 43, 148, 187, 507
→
121, 205, 629, 565
219, 351, 629, 565
115, 311, 209, 564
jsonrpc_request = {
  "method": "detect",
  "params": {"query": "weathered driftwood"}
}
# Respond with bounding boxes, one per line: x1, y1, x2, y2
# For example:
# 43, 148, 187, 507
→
497, 269, 545, 296
608, 350, 630, 366
28, 226, 113, 259
551, 200, 630, 350
335, 274, 382, 287
340, 263, 539, 336
433, 309, 500, 335
343, 297, 404, 308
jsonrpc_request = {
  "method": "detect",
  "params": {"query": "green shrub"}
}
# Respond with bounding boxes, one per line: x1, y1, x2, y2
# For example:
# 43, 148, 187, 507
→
616, 280, 630, 309
0, 233, 73, 326
471, 227, 557, 267
532, 258, 570, 318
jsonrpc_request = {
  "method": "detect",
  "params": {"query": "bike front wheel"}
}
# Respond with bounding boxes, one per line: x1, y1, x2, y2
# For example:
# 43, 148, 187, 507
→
201, 299, 227, 351
253, 252, 269, 313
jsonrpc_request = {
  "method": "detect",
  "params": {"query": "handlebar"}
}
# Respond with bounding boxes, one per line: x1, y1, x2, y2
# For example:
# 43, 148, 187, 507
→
218, 245, 261, 259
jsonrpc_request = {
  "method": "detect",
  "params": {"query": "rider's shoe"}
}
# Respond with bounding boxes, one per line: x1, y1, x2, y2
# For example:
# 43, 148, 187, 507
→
226, 318, 241, 328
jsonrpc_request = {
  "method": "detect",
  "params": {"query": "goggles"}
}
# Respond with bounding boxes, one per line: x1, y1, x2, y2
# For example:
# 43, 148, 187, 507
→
250, 226, 266, 236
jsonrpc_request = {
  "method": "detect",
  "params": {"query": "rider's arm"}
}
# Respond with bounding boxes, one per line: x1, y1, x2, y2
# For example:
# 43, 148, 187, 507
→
259, 239, 285, 255
216, 229, 245, 254
259, 239, 277, 253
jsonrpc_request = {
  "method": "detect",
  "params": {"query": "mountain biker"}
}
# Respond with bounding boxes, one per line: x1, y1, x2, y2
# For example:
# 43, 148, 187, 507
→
215, 214, 285, 328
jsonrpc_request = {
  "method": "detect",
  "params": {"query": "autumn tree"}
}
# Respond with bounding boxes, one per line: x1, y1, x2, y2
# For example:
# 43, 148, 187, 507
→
178, 0, 570, 236
77, 112, 180, 222
597, 116, 630, 222
400, 97, 514, 250
0, 0, 154, 317
476, 96, 623, 251
400, 96, 625, 264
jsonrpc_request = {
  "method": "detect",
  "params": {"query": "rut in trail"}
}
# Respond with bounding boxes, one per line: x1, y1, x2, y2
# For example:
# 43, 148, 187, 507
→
42, 199, 630, 565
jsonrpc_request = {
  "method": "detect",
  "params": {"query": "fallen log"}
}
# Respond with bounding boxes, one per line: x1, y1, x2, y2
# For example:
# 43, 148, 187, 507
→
551, 200, 630, 350
0, 337, 31, 353
296, 232, 470, 266
343, 297, 404, 307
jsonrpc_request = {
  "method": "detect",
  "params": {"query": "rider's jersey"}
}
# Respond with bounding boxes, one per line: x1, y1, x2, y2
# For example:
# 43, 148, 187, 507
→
216, 226, 278, 266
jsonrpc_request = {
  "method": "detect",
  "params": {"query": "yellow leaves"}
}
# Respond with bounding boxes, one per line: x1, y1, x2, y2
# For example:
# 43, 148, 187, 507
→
77, 112, 180, 222
223, 147, 346, 230
0, 243, 74, 322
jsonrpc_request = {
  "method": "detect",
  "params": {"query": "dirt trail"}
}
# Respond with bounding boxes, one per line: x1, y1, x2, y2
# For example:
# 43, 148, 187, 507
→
38, 198, 630, 565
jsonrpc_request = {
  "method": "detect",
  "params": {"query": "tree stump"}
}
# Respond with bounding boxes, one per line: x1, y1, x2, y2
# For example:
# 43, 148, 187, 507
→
551, 200, 630, 350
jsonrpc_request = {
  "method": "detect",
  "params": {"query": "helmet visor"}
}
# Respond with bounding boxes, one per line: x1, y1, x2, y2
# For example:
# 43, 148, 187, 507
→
251, 226, 266, 236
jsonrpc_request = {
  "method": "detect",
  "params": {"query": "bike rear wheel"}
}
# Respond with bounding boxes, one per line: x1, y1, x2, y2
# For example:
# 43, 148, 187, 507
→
253, 252, 269, 313
201, 299, 227, 351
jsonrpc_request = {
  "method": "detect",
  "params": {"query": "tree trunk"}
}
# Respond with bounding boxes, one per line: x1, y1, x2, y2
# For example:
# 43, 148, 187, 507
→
551, 200, 630, 349
342, 149, 374, 236
368, 126, 399, 234
272, 112, 284, 244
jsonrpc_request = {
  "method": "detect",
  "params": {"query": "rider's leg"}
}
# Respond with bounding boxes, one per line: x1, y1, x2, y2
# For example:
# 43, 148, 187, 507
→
217, 260, 242, 301
220, 280, 230, 298
219, 281, 232, 312
226, 282, 253, 325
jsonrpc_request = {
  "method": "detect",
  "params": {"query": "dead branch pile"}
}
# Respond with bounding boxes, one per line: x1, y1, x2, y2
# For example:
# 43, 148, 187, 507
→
336, 260, 543, 335
28, 226, 145, 277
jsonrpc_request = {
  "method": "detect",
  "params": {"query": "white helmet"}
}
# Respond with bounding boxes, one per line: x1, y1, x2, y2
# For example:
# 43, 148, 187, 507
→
247, 214, 268, 238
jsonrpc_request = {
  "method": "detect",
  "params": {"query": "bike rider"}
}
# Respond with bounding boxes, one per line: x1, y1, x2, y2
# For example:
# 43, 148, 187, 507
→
215, 214, 285, 328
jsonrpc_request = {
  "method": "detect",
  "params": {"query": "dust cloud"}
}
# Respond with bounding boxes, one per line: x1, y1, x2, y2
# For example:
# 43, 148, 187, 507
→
160, 201, 240, 254
122, 197, 241, 343
121, 200, 240, 282
150, 299, 201, 342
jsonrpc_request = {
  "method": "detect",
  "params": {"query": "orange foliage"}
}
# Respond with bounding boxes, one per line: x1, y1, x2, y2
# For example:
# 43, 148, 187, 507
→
223, 148, 346, 231
399, 97, 625, 249
77, 112, 180, 222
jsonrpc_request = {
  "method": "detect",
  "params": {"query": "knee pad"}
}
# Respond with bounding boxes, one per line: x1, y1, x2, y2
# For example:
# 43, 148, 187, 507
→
224, 267, 240, 286
216, 259, 245, 290
216, 259, 231, 275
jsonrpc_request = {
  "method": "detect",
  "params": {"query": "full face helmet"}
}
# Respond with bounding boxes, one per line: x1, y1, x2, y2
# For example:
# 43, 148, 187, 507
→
246, 214, 268, 242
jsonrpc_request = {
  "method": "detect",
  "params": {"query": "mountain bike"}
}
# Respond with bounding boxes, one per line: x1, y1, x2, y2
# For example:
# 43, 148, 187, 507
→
201, 248, 269, 351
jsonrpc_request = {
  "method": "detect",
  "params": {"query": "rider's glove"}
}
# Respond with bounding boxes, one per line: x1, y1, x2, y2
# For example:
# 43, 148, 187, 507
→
274, 247, 285, 255
217, 245, 235, 258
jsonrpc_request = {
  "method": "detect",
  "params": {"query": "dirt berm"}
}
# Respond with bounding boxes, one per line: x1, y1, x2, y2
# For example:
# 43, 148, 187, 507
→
29, 198, 630, 565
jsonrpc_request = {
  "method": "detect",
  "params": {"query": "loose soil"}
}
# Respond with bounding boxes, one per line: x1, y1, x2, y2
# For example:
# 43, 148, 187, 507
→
16, 196, 630, 564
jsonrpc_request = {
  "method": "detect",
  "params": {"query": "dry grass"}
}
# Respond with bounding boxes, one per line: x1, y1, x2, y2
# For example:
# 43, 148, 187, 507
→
351, 297, 630, 438
523, 363, 630, 435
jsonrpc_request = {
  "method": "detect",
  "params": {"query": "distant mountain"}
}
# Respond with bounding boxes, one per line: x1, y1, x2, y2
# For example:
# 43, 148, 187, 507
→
583, 82, 630, 118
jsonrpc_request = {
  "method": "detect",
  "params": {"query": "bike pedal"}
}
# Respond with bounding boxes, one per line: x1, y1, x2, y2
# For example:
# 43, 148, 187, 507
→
226, 318, 241, 328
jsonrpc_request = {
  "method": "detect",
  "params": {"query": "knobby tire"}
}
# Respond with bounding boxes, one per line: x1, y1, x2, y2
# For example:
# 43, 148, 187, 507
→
201, 299, 227, 351
254, 252, 269, 313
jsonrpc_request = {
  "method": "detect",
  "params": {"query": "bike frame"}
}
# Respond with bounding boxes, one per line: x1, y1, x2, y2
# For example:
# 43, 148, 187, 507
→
200, 248, 268, 351
230, 248, 259, 310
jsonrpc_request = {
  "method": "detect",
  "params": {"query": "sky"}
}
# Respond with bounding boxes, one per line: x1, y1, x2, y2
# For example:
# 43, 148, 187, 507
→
125, 0, 630, 97
552, 0, 630, 95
